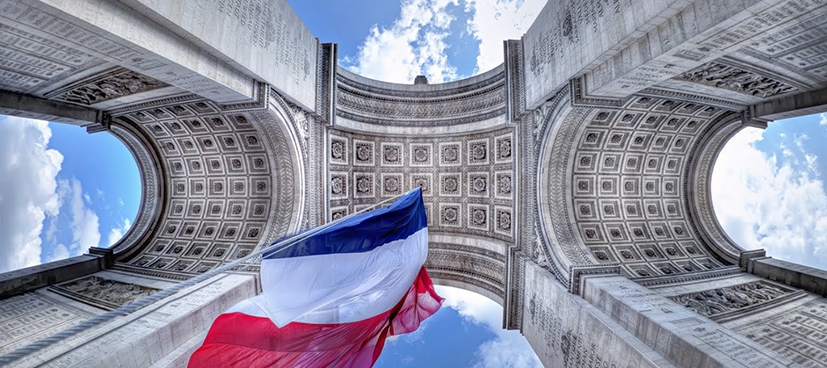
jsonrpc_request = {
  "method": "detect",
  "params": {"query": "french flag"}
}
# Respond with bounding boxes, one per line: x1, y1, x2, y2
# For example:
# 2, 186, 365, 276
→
188, 189, 443, 367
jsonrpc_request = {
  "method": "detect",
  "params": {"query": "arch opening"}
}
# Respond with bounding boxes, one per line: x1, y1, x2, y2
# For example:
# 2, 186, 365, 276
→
374, 285, 542, 368
0, 114, 141, 273
710, 112, 827, 270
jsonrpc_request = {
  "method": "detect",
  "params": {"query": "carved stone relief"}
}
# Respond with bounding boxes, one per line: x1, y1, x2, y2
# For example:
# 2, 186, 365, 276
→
677, 62, 797, 98
51, 276, 159, 310
670, 281, 791, 318
47, 67, 168, 105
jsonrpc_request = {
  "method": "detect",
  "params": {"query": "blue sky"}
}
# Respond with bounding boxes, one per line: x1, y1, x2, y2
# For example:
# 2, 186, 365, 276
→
711, 114, 827, 269
0, 116, 139, 272
1, 0, 827, 367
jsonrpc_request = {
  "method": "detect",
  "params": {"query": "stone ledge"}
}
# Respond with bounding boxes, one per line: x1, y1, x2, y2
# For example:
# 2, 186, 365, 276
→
748, 257, 827, 297
0, 253, 109, 299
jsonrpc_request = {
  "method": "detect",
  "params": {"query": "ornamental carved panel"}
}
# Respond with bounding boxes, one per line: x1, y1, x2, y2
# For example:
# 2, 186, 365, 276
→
669, 281, 792, 319
111, 99, 295, 274
677, 62, 796, 98
327, 128, 515, 242
48, 67, 168, 105
51, 276, 159, 310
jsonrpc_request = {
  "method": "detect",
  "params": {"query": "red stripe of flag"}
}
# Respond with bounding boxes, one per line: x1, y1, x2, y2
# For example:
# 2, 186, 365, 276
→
188, 267, 443, 368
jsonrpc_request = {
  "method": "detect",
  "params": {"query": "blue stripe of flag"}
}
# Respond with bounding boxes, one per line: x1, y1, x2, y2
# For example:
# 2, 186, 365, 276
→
264, 188, 427, 259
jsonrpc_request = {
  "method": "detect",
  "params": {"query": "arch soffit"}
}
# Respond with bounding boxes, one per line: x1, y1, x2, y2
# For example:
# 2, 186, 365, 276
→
327, 67, 516, 250
426, 232, 508, 306
538, 89, 744, 282
685, 115, 749, 263
102, 93, 305, 276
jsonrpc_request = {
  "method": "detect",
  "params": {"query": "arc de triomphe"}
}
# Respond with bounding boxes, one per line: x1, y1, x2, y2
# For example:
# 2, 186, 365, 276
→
1, 0, 827, 367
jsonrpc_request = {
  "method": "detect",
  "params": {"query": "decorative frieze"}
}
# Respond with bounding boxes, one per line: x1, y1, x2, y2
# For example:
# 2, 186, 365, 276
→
336, 68, 506, 127
48, 67, 168, 105
677, 62, 797, 98
670, 281, 792, 318
51, 276, 159, 310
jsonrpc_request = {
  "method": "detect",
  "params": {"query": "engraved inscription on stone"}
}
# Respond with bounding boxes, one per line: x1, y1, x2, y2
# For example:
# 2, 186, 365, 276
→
0, 23, 95, 92
0, 294, 87, 354
737, 300, 827, 368
51, 276, 159, 310
670, 281, 790, 318
215, 0, 312, 85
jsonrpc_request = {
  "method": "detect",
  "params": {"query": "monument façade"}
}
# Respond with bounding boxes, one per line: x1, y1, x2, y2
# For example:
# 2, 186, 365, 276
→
1, 0, 827, 366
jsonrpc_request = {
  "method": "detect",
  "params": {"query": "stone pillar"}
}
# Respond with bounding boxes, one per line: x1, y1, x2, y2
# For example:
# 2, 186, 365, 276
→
520, 261, 671, 368
580, 274, 798, 367
7, 272, 257, 368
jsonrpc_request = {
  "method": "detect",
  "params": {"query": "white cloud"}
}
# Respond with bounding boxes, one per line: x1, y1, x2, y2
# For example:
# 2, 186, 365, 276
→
45, 243, 70, 263
345, 0, 459, 83
0, 116, 63, 272
435, 286, 542, 368
58, 178, 102, 256
107, 218, 132, 247
819, 113, 827, 126
343, 0, 544, 83
712, 127, 827, 269
465, 0, 545, 72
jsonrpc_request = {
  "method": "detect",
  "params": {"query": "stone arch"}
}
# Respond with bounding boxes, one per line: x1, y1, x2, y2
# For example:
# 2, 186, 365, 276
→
106, 121, 165, 259
685, 116, 754, 263
425, 233, 508, 306
537, 87, 745, 282
327, 66, 516, 310
99, 94, 306, 275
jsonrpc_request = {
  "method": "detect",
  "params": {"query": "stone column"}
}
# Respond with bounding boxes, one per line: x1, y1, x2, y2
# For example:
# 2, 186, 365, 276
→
520, 261, 671, 368
7, 272, 258, 368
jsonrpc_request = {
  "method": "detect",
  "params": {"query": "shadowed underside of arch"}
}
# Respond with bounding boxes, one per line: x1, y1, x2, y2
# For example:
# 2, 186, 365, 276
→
105, 94, 306, 277
537, 86, 749, 283
326, 67, 516, 309
426, 233, 508, 306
